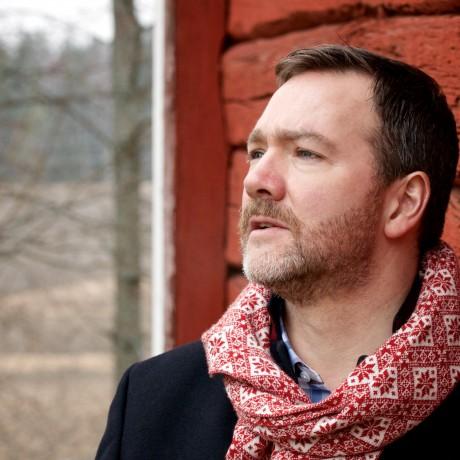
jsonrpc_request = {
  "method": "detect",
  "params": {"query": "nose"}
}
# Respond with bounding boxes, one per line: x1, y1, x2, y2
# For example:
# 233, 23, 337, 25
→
243, 152, 286, 201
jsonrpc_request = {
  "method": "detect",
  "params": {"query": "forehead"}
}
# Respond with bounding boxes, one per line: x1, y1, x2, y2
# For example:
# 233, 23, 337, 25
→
253, 70, 378, 147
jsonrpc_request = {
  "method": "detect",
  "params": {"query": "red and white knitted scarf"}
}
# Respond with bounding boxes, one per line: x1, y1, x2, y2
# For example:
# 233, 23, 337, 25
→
202, 243, 460, 459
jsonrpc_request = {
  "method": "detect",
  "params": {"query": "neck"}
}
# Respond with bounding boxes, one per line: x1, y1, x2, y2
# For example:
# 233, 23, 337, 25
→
282, 244, 418, 391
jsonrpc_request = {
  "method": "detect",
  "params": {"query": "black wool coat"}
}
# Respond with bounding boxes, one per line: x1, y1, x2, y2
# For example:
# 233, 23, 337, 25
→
96, 340, 460, 460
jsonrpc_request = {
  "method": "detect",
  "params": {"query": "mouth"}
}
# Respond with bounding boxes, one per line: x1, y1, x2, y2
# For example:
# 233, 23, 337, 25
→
248, 216, 289, 233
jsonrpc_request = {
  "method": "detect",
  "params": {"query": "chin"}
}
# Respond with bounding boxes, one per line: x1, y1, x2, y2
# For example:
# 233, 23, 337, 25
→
242, 249, 299, 286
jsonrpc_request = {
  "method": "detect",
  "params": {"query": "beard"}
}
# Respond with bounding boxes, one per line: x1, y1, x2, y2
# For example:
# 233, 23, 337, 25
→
239, 186, 383, 304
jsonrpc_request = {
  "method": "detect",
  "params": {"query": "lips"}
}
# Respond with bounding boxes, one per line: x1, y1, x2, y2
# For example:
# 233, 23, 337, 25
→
248, 216, 289, 232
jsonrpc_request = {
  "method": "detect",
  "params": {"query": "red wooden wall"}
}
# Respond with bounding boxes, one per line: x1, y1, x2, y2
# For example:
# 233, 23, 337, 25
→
172, 0, 460, 345
173, 0, 227, 345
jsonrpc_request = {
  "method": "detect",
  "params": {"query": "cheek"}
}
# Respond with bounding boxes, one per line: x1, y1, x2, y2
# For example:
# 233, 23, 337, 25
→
289, 183, 355, 223
288, 161, 378, 222
288, 182, 327, 215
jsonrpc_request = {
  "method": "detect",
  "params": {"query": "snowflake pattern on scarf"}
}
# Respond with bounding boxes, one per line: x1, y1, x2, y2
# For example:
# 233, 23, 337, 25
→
202, 243, 460, 459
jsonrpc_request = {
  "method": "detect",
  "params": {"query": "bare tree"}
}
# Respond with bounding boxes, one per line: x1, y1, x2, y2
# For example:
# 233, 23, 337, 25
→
112, 0, 146, 379
0, 8, 151, 458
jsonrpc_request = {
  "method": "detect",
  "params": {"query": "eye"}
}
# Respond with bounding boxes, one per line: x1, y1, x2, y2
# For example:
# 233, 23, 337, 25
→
296, 148, 321, 159
247, 149, 265, 161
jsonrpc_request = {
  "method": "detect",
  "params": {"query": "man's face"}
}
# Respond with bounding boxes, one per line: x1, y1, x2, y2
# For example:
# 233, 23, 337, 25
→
240, 70, 385, 299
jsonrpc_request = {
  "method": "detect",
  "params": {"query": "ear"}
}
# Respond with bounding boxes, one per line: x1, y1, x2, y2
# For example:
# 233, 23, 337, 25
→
383, 172, 431, 241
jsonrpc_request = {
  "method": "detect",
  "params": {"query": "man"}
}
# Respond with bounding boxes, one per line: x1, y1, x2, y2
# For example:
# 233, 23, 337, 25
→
96, 45, 459, 459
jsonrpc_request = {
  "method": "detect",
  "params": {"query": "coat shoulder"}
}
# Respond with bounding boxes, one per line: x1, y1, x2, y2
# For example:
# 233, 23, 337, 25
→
98, 340, 237, 460
128, 340, 210, 389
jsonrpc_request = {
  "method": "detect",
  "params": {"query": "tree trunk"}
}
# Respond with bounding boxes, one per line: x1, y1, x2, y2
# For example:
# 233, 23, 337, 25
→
112, 0, 143, 380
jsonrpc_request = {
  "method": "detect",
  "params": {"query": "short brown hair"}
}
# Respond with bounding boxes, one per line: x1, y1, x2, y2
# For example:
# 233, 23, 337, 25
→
276, 45, 459, 252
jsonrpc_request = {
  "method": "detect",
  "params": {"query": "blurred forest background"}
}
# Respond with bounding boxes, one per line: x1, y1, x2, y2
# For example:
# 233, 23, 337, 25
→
0, 1, 152, 458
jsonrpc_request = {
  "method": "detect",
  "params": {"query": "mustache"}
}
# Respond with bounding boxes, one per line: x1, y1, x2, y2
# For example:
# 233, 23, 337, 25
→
239, 199, 302, 237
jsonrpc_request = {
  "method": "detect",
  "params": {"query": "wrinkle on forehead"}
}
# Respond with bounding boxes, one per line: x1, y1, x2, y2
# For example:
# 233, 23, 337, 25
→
253, 70, 378, 153
247, 127, 337, 153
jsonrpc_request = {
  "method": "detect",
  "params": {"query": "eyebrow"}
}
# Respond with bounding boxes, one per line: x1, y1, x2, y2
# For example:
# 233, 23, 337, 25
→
247, 128, 336, 152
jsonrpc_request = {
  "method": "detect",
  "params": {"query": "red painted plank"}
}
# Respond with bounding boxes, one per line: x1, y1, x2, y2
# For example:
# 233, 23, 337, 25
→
173, 0, 228, 345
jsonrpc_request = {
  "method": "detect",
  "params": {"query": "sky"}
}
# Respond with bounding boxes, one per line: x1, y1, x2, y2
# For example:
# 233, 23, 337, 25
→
0, 0, 154, 47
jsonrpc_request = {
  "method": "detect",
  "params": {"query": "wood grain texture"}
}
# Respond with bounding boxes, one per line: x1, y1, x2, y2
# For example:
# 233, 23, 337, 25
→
173, 0, 227, 345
